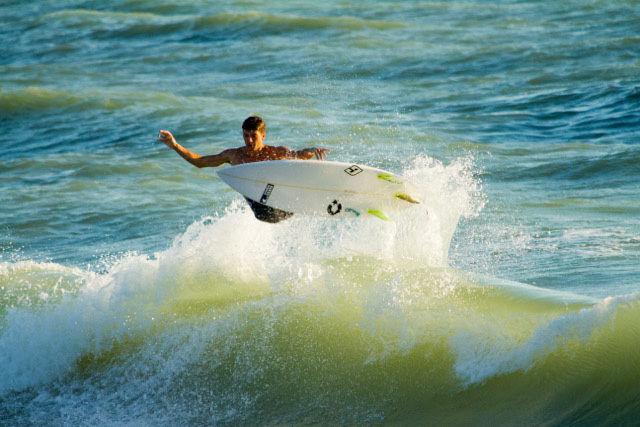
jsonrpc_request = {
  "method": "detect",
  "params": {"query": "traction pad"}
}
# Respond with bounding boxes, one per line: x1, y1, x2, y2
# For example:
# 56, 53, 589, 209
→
244, 197, 294, 223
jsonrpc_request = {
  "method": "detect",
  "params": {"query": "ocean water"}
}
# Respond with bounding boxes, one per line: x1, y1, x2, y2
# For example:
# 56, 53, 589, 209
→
1, 0, 639, 425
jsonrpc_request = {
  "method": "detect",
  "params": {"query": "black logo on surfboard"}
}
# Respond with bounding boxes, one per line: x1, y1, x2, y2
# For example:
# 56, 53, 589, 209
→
327, 200, 342, 215
344, 165, 363, 176
260, 184, 274, 204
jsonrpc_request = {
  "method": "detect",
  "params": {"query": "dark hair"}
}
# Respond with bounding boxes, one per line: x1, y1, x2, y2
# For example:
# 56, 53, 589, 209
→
242, 116, 266, 133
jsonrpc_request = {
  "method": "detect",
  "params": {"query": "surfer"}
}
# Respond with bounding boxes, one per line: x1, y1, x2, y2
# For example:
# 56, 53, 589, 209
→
158, 116, 330, 223
157, 116, 330, 167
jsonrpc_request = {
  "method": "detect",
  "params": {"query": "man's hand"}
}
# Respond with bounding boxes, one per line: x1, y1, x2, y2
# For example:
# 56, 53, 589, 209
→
157, 130, 177, 149
311, 147, 330, 160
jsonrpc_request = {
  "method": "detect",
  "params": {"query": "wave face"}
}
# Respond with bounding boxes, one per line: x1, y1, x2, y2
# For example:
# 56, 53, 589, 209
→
2, 222, 640, 425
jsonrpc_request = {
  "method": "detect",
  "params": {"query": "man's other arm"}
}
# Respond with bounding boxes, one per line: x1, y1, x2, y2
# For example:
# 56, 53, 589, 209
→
158, 130, 232, 168
279, 146, 330, 161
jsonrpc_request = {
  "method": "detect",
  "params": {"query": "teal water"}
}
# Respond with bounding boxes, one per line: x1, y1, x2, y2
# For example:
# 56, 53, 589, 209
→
1, 0, 639, 425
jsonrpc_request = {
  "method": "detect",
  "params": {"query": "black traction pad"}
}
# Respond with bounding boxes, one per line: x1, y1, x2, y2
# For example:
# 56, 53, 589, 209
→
244, 198, 294, 223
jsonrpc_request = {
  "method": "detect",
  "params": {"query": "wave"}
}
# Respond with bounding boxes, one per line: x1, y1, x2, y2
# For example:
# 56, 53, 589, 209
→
0, 86, 203, 115
472, 85, 640, 144
2, 156, 640, 424
40, 9, 403, 41
493, 146, 640, 186
2, 248, 639, 424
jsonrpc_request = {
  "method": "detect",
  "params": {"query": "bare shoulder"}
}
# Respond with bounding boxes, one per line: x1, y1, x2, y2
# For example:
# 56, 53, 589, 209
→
274, 146, 293, 156
220, 147, 241, 155
220, 147, 243, 161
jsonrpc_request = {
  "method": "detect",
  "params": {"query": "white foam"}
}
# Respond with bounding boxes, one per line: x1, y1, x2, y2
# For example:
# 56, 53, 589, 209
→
0, 155, 480, 395
0, 255, 163, 394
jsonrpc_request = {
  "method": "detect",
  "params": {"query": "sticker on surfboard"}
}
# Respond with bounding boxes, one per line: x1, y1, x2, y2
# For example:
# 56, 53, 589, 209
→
260, 183, 274, 203
344, 165, 363, 176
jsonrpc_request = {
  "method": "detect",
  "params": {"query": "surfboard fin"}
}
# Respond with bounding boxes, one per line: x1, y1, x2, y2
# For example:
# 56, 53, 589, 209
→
394, 193, 420, 204
367, 209, 390, 221
377, 174, 403, 184
345, 208, 361, 217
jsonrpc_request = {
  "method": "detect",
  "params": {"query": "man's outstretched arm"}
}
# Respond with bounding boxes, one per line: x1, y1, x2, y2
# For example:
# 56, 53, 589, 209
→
158, 130, 231, 168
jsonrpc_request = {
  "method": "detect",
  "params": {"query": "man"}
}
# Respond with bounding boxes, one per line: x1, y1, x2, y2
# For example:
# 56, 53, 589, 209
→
157, 116, 329, 167
158, 116, 330, 222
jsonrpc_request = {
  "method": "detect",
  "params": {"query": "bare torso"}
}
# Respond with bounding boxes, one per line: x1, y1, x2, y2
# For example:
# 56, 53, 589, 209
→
225, 145, 291, 165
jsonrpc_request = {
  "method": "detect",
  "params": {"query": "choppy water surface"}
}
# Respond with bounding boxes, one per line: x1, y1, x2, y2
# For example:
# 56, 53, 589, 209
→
1, 0, 639, 425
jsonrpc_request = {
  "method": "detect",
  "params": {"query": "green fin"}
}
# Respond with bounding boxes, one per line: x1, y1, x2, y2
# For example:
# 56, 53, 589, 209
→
377, 174, 403, 184
394, 193, 420, 204
367, 209, 390, 221
345, 208, 361, 217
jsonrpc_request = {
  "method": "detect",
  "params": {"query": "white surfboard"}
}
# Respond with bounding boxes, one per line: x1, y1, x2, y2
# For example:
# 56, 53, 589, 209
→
216, 160, 420, 222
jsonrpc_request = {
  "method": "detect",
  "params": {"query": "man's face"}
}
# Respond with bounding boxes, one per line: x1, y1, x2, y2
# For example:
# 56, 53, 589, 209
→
243, 129, 265, 150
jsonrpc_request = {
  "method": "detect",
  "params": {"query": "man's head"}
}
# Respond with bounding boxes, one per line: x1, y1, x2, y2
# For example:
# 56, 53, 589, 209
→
242, 116, 266, 150
242, 116, 266, 133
